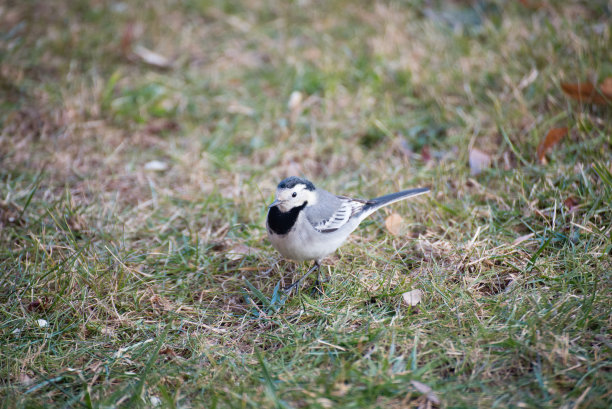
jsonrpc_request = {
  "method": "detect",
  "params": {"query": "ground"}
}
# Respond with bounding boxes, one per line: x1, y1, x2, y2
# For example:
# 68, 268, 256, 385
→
0, 0, 611, 408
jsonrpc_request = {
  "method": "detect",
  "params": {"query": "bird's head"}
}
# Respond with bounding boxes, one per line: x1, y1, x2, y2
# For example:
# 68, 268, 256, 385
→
269, 176, 317, 212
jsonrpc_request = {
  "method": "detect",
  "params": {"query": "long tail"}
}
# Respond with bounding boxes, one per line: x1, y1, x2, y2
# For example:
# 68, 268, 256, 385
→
362, 187, 430, 215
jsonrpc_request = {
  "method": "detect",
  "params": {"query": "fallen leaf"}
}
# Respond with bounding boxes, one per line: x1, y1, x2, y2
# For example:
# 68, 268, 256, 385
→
159, 347, 178, 358
385, 213, 403, 236
561, 81, 594, 94
133, 45, 172, 68
226, 244, 260, 261
288, 90, 303, 111
561, 81, 612, 105
564, 197, 579, 212
26, 299, 45, 312
402, 289, 422, 306
512, 233, 534, 246
536, 127, 567, 164
561, 82, 597, 101
410, 380, 440, 405
600, 77, 612, 95
469, 148, 491, 176
144, 160, 168, 171
19, 373, 34, 386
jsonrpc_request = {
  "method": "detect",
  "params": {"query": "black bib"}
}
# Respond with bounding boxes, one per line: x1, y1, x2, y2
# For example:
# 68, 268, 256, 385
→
267, 202, 307, 235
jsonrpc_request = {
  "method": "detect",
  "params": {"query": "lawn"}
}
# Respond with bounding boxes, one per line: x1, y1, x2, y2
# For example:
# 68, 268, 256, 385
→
1, 0, 611, 408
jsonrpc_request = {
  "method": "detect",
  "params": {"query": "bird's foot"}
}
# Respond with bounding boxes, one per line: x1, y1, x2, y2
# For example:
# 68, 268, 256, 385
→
283, 279, 303, 295
309, 278, 327, 297
283, 262, 321, 296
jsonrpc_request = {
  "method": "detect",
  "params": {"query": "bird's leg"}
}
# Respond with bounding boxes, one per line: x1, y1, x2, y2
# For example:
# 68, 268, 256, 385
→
284, 261, 320, 293
310, 269, 325, 297
311, 262, 332, 296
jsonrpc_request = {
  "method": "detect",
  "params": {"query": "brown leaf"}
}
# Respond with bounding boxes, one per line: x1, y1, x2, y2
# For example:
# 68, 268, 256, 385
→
159, 347, 178, 358
26, 299, 46, 313
561, 81, 611, 105
564, 197, 579, 212
469, 148, 491, 176
384, 213, 403, 236
600, 77, 612, 96
536, 127, 567, 164
561, 81, 595, 98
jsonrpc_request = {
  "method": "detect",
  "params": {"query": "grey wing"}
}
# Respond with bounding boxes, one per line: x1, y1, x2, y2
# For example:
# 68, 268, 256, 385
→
311, 196, 368, 233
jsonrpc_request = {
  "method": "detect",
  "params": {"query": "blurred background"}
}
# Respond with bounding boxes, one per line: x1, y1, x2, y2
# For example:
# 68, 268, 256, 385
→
1, 1, 611, 408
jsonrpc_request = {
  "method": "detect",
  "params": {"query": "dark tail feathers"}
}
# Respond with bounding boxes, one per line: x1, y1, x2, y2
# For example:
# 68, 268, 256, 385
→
364, 187, 430, 212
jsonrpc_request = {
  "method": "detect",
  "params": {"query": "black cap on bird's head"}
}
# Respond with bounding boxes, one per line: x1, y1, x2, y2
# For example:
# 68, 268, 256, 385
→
269, 176, 317, 211
277, 176, 315, 191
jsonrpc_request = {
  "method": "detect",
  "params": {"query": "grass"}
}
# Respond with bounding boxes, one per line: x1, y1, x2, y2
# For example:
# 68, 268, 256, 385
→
1, 0, 611, 407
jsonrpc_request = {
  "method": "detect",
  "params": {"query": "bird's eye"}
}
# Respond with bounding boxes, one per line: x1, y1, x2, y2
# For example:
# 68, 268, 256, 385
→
292, 192, 297, 198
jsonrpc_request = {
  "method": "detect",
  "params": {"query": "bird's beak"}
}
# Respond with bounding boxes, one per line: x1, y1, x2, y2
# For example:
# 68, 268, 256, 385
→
268, 199, 281, 209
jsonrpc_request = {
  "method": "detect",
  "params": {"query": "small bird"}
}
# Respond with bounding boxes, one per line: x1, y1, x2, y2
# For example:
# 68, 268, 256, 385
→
266, 176, 429, 291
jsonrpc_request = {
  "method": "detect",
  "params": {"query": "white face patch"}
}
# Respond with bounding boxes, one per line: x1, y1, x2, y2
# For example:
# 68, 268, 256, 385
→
275, 183, 317, 212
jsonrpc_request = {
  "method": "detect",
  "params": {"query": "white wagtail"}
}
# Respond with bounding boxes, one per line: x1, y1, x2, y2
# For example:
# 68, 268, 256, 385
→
266, 176, 429, 291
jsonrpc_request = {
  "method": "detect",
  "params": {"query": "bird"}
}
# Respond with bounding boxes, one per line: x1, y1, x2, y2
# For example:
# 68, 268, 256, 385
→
266, 176, 429, 292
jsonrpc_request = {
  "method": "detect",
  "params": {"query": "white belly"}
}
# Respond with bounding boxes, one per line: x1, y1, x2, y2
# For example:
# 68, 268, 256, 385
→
267, 212, 353, 261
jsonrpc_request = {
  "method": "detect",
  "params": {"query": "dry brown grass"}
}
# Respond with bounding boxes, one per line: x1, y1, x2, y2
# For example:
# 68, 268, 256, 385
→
1, 0, 611, 408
